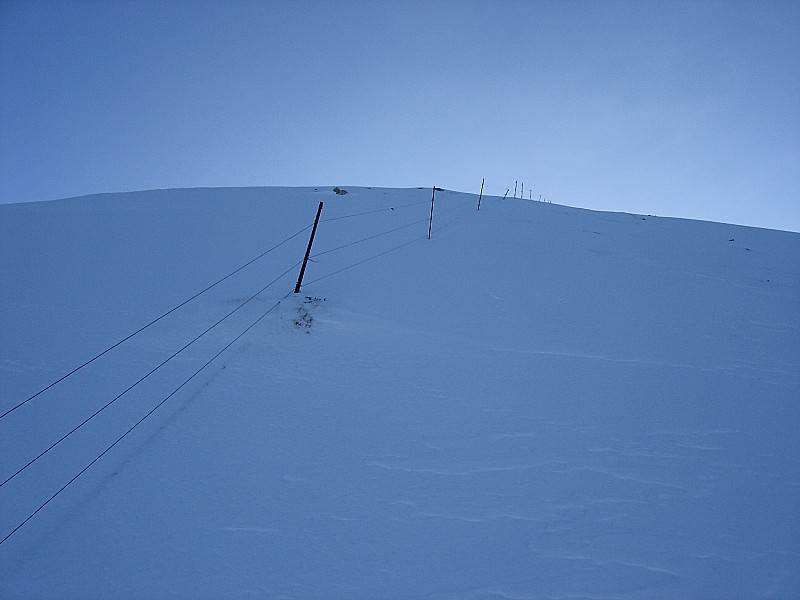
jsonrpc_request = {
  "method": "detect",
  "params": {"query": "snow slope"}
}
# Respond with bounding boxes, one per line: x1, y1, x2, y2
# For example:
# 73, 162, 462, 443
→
1, 187, 799, 599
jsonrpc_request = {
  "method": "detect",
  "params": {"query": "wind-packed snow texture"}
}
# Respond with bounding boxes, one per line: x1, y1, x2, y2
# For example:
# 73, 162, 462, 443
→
1, 187, 799, 599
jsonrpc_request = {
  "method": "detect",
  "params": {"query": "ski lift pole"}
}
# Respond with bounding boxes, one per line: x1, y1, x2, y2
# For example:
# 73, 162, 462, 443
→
428, 187, 436, 239
294, 201, 324, 294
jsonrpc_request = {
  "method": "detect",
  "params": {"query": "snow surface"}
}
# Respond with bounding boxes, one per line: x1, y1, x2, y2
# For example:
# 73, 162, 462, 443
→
1, 186, 799, 599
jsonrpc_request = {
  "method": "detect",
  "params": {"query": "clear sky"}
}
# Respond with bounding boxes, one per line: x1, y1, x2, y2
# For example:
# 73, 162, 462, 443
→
1, 0, 798, 232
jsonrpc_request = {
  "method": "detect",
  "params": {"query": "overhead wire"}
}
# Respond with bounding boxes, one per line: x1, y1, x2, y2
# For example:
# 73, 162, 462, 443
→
0, 260, 301, 490
1, 224, 311, 421
311, 215, 431, 259
304, 195, 473, 288
320, 199, 431, 222
304, 235, 428, 288
312, 193, 472, 260
0, 295, 285, 546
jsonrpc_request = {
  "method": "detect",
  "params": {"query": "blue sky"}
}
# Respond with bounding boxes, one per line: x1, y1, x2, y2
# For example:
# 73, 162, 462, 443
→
1, 0, 798, 232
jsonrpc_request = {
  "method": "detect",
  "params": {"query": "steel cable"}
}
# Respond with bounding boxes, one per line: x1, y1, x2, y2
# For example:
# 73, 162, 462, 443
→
1, 224, 311, 421
320, 199, 430, 222
0, 260, 301, 490
0, 296, 285, 546
304, 236, 428, 287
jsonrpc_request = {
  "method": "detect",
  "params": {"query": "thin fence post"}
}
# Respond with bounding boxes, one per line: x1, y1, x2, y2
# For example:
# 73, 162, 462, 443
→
477, 178, 484, 210
521, 182, 523, 199
427, 187, 435, 239
503, 189, 509, 200
514, 181, 517, 198
294, 201, 324, 294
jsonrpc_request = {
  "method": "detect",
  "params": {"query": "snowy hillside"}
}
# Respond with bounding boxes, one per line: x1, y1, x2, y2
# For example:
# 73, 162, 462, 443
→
1, 187, 799, 599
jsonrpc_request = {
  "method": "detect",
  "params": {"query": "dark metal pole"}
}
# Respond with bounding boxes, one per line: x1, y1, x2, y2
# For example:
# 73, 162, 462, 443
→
427, 187, 435, 239
477, 178, 484, 210
294, 201, 324, 293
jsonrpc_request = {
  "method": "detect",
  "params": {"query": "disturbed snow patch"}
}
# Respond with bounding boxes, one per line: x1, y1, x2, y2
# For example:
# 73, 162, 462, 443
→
288, 295, 326, 333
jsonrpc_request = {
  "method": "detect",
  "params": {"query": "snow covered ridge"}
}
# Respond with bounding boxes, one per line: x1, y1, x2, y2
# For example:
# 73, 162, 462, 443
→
1, 186, 799, 599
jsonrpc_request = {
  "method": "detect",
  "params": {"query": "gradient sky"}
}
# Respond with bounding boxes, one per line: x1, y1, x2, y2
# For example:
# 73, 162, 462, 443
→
1, 0, 798, 231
